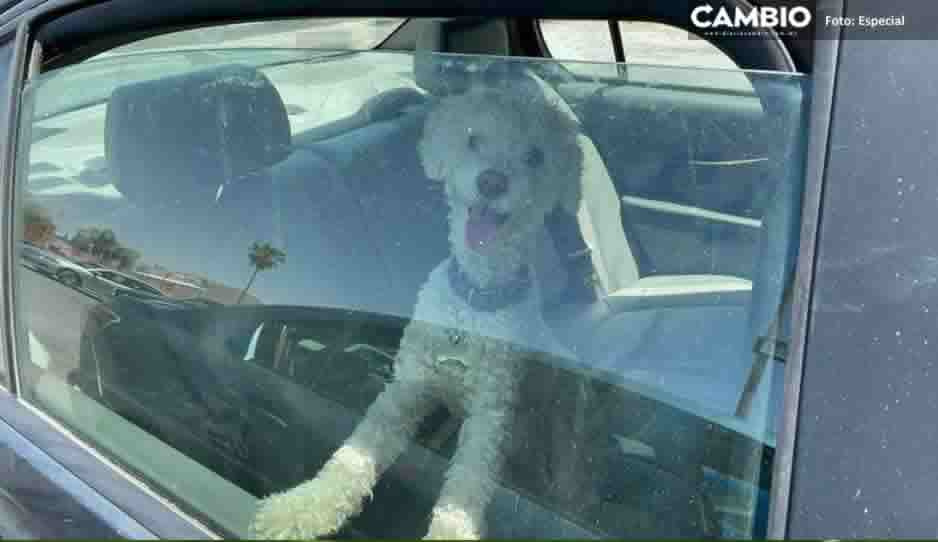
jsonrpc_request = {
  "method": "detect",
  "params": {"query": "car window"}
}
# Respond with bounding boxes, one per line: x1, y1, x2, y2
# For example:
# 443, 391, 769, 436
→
616, 21, 738, 69
540, 19, 737, 69
13, 18, 809, 539
539, 19, 750, 91
100, 18, 405, 56
539, 20, 617, 63
33, 18, 407, 126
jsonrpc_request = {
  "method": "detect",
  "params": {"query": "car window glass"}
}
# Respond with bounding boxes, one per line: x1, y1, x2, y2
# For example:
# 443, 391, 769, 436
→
539, 19, 616, 63
33, 18, 406, 128
538, 19, 752, 92
100, 18, 405, 56
13, 18, 808, 539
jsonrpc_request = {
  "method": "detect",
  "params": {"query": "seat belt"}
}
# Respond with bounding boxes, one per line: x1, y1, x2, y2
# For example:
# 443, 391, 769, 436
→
735, 277, 794, 418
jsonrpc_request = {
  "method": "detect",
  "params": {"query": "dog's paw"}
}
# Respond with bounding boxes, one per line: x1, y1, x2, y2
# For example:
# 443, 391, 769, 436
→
250, 493, 305, 540
249, 482, 351, 540
424, 505, 481, 540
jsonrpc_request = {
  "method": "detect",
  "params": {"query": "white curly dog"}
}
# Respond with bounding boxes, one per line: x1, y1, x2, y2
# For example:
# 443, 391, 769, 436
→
251, 79, 583, 540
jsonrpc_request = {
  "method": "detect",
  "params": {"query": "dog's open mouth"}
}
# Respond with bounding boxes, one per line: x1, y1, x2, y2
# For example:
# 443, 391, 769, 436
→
466, 203, 509, 250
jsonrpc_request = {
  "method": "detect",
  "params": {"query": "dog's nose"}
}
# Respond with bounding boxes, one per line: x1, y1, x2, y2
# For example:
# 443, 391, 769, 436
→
477, 169, 509, 199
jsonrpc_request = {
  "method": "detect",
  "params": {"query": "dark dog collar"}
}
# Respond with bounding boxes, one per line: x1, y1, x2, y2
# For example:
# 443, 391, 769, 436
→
448, 258, 531, 312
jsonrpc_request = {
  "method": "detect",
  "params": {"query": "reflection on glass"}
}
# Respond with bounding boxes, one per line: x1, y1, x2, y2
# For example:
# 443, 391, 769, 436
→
14, 34, 807, 540
238, 242, 286, 305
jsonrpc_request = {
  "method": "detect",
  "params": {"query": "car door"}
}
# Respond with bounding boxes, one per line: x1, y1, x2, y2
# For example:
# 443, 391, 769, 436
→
0, 20, 191, 538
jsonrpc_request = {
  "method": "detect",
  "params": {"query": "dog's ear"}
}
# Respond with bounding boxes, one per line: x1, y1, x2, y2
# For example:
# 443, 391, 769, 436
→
418, 98, 449, 182
418, 133, 446, 182
559, 140, 584, 217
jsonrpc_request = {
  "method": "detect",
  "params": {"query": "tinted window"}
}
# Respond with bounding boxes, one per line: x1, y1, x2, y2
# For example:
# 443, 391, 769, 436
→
616, 21, 738, 69
14, 18, 808, 539
540, 19, 616, 62
539, 19, 744, 84
102, 18, 405, 56
540, 19, 737, 69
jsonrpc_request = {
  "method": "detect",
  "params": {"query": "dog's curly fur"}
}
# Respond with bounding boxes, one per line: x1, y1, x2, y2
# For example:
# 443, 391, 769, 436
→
251, 84, 583, 540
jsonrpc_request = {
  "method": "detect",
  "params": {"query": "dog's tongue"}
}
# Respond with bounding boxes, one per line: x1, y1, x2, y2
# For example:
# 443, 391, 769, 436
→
466, 205, 500, 250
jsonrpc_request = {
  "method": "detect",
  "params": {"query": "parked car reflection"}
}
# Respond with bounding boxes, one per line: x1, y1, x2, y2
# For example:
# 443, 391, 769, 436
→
19, 247, 167, 302
19, 241, 91, 287
80, 268, 165, 301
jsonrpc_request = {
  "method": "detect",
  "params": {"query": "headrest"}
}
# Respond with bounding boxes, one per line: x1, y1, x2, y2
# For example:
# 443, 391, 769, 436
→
414, 18, 511, 95
106, 65, 290, 209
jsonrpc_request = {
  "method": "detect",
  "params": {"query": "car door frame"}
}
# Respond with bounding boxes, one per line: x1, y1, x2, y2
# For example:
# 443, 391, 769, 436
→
785, 0, 938, 538
0, 0, 839, 538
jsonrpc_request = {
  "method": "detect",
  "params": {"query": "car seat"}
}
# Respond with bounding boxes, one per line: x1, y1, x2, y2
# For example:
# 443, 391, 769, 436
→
103, 64, 290, 297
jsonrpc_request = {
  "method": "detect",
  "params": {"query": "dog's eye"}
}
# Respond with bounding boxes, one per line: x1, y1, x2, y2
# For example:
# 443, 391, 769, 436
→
525, 146, 544, 168
468, 134, 482, 151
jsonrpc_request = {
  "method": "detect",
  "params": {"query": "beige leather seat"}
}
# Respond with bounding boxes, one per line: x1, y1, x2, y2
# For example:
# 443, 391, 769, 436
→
573, 127, 752, 313
525, 71, 751, 310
